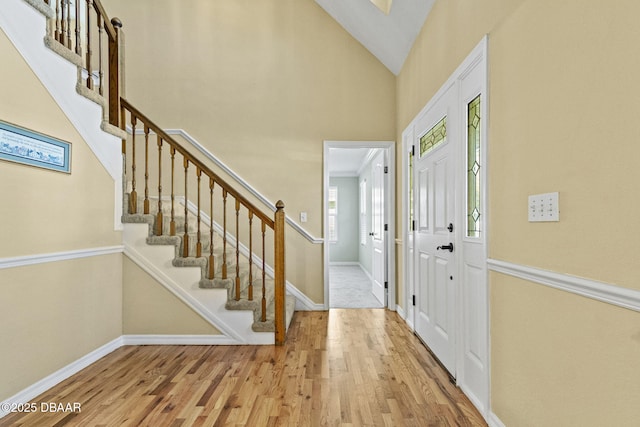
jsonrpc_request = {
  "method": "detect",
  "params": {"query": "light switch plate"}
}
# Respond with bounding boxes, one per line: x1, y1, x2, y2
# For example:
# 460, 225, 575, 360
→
300, 212, 307, 223
528, 192, 559, 222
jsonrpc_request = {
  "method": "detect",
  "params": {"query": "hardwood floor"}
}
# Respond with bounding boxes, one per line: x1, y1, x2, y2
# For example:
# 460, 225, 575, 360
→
1, 310, 486, 426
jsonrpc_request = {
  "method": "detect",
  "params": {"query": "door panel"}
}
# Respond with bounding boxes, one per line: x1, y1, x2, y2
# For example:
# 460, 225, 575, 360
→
434, 158, 448, 232
371, 150, 386, 305
414, 84, 456, 376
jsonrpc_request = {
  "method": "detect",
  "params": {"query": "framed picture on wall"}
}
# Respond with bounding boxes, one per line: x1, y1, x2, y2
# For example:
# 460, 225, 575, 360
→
0, 120, 71, 173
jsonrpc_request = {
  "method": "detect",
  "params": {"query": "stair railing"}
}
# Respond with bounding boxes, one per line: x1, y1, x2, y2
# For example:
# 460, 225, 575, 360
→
44, 0, 122, 127
120, 99, 287, 345
43, 0, 287, 345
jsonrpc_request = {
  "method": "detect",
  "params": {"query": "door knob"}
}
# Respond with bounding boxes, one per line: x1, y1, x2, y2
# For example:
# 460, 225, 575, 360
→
436, 243, 454, 252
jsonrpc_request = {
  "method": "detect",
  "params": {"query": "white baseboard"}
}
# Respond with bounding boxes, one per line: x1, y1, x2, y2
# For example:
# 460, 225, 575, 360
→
396, 305, 406, 320
286, 283, 324, 311
487, 411, 506, 427
0, 336, 123, 418
121, 334, 238, 345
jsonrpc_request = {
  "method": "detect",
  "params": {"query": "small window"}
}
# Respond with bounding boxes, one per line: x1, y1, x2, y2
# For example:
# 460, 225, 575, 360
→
328, 186, 338, 242
420, 116, 447, 157
360, 179, 367, 245
467, 95, 481, 238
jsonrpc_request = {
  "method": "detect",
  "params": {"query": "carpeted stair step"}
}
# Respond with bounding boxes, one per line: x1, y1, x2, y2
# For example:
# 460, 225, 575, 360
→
252, 294, 296, 333
122, 194, 296, 337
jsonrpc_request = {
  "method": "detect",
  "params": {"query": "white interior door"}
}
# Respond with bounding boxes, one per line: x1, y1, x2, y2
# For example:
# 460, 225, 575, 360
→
371, 150, 386, 305
414, 85, 457, 375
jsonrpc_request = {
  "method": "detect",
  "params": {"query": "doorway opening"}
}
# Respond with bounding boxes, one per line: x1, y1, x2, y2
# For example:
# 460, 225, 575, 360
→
323, 141, 395, 310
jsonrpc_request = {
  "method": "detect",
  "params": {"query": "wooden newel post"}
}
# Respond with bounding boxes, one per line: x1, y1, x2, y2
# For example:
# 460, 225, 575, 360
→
108, 17, 122, 127
274, 200, 286, 345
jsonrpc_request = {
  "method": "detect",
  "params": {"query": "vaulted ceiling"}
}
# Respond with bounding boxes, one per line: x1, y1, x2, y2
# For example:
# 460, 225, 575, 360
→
314, 0, 435, 75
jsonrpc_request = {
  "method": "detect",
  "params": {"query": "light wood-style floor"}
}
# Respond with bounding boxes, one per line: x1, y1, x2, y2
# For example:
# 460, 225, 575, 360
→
1, 310, 486, 426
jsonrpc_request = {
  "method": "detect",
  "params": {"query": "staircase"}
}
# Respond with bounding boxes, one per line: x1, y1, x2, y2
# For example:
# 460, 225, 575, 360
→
7, 0, 295, 345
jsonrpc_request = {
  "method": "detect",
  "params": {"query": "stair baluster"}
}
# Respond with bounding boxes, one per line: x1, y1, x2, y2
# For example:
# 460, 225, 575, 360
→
156, 136, 163, 236
129, 115, 137, 213
60, 0, 66, 45
54, 0, 60, 43
222, 189, 228, 280
196, 168, 202, 258
75, 1, 81, 55
97, 12, 104, 96
85, 0, 93, 90
248, 211, 253, 301
170, 147, 176, 236
66, 0, 72, 49
208, 178, 215, 279
183, 158, 189, 257
261, 221, 266, 322
143, 125, 150, 214
235, 199, 240, 301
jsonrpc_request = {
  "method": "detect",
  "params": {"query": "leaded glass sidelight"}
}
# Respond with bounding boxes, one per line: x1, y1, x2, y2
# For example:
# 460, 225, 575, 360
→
420, 117, 447, 157
467, 95, 481, 238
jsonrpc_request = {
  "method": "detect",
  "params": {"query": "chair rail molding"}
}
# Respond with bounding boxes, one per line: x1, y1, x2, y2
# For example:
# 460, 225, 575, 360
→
0, 246, 124, 270
487, 258, 640, 312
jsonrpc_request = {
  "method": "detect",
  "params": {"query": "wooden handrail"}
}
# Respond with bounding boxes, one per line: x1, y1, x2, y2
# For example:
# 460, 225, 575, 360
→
120, 98, 275, 229
121, 98, 287, 343
44, 0, 287, 344
91, 0, 116, 40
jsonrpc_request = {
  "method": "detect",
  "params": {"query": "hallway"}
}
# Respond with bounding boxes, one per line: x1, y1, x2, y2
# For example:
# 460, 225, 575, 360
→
329, 265, 384, 309
0, 310, 485, 426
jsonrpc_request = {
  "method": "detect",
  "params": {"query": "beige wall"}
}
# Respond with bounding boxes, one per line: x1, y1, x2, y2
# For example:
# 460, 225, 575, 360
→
398, 0, 640, 425
0, 255, 123, 400
123, 256, 221, 335
0, 29, 123, 401
491, 273, 640, 427
0, 30, 121, 257
104, 0, 397, 303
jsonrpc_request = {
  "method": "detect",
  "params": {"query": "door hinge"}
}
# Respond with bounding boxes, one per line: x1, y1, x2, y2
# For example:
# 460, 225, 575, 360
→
384, 166, 388, 173
412, 295, 416, 306
384, 224, 388, 231
411, 145, 415, 156
384, 281, 388, 289
412, 220, 415, 231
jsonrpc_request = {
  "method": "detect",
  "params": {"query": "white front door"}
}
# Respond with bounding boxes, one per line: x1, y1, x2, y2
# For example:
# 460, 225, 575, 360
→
371, 150, 386, 306
414, 84, 457, 375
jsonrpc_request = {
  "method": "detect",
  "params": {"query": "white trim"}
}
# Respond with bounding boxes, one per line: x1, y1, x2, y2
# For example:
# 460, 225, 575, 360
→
0, 246, 124, 269
488, 259, 640, 313
396, 304, 406, 320
122, 243, 246, 345
487, 411, 507, 427
285, 283, 324, 311
121, 335, 238, 346
0, 336, 123, 419
127, 126, 322, 244
323, 141, 396, 312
